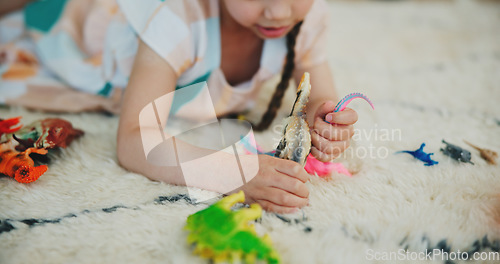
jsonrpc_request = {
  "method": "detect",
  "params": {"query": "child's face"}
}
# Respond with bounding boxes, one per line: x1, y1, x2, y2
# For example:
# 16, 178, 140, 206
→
222, 0, 314, 39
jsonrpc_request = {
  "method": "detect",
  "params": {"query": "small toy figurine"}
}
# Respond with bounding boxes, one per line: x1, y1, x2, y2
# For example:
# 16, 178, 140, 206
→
0, 116, 22, 138
241, 136, 351, 177
441, 140, 474, 165
12, 118, 84, 150
185, 191, 280, 264
397, 143, 438, 166
0, 116, 84, 183
275, 72, 312, 166
333, 92, 375, 113
464, 140, 498, 165
0, 139, 48, 183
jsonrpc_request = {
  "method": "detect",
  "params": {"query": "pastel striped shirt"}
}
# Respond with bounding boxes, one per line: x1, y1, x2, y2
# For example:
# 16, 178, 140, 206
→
1, 0, 329, 116
118, 0, 330, 117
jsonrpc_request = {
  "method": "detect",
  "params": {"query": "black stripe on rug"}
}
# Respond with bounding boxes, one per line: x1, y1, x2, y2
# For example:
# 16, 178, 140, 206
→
0, 193, 197, 235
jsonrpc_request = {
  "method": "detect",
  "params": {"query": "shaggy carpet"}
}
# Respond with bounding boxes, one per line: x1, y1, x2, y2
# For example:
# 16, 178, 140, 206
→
1, 0, 500, 263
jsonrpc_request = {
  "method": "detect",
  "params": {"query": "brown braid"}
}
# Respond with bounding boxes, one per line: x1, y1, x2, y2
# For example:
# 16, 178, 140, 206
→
253, 21, 303, 131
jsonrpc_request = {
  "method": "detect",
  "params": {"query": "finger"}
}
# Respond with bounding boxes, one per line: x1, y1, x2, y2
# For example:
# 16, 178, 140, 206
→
256, 199, 299, 214
315, 100, 337, 119
264, 187, 308, 208
274, 159, 310, 183
311, 131, 350, 155
269, 175, 309, 198
313, 118, 354, 141
325, 108, 358, 125
311, 145, 344, 162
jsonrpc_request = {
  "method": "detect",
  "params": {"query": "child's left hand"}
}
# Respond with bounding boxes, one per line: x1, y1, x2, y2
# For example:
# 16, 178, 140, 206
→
310, 101, 358, 162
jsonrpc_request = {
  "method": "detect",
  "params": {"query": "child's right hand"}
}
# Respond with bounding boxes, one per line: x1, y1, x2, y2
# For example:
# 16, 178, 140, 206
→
237, 155, 310, 214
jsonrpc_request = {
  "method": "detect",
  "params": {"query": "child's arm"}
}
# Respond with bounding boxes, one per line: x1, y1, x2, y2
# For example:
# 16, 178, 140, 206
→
298, 61, 358, 162
117, 40, 242, 191
117, 40, 309, 213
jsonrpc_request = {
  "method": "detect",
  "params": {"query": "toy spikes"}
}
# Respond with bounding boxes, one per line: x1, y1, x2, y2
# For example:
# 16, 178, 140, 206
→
464, 140, 498, 165
185, 191, 280, 264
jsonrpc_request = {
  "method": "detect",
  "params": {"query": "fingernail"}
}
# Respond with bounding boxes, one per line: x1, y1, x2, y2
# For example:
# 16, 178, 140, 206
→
326, 115, 333, 123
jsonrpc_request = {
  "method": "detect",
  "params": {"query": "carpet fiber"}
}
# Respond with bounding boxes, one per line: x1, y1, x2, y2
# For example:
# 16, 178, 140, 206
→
1, 1, 500, 263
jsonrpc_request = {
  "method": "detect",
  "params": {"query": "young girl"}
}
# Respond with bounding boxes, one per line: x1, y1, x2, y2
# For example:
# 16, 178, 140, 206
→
116, 0, 357, 214
3, 0, 357, 213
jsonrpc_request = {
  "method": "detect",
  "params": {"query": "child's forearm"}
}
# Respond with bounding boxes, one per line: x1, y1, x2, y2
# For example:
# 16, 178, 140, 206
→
117, 127, 250, 194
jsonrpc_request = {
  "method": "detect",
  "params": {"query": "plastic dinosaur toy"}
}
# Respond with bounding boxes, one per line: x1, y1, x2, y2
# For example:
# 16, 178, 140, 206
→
0, 139, 48, 183
0, 116, 84, 183
274, 72, 312, 166
0, 116, 22, 138
240, 136, 351, 177
397, 143, 438, 166
441, 139, 474, 164
185, 191, 280, 264
464, 140, 498, 165
0, 117, 48, 183
12, 118, 84, 150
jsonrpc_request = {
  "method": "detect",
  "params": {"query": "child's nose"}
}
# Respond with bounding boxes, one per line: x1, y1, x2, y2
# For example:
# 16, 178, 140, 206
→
264, 0, 292, 21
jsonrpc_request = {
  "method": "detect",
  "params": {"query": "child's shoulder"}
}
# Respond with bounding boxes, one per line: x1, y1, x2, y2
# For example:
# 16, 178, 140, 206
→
117, 0, 220, 78
305, 0, 330, 26
294, 0, 331, 69
117, 0, 218, 26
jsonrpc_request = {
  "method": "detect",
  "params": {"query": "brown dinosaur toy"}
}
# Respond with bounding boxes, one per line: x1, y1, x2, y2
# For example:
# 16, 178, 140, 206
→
464, 140, 498, 165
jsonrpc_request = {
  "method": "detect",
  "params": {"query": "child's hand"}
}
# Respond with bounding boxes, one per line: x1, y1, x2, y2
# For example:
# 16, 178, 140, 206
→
238, 155, 310, 214
310, 101, 358, 162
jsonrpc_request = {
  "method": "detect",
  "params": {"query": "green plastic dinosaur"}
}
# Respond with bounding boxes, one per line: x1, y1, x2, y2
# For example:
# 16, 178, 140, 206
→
185, 191, 280, 263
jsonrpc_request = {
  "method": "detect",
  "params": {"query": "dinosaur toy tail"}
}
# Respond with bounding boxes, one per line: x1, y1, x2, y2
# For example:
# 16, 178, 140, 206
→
464, 140, 498, 165
333, 92, 374, 113
463, 140, 480, 151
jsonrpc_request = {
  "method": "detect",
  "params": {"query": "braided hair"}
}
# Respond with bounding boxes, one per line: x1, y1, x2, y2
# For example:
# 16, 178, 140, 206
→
253, 21, 304, 131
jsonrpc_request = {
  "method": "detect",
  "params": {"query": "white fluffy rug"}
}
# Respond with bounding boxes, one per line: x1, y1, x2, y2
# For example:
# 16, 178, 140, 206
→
1, 1, 500, 263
